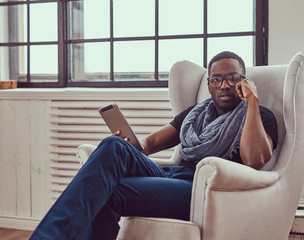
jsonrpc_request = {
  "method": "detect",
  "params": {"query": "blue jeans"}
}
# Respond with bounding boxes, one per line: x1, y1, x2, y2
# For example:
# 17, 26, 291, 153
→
30, 136, 194, 240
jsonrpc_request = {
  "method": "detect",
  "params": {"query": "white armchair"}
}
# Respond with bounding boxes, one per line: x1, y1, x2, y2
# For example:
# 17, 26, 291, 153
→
77, 51, 304, 240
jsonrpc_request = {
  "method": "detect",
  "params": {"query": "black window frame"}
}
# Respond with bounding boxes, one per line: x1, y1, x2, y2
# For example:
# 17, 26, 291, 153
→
0, 0, 268, 88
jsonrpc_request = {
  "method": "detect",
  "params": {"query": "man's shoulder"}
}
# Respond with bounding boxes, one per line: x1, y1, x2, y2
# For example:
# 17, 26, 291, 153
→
259, 105, 278, 149
258, 105, 278, 129
259, 105, 276, 117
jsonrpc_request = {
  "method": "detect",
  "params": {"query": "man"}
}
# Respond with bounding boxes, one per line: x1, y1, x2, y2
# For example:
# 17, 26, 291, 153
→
30, 51, 278, 240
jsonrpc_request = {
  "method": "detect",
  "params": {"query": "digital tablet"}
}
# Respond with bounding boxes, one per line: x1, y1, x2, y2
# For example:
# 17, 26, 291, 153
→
98, 104, 144, 151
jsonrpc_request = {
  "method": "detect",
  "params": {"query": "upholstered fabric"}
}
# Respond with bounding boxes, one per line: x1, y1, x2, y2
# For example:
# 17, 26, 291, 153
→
76, 51, 304, 240
116, 217, 200, 240
76, 144, 97, 166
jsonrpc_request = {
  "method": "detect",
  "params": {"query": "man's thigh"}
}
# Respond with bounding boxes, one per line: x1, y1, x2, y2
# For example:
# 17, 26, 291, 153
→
109, 176, 193, 221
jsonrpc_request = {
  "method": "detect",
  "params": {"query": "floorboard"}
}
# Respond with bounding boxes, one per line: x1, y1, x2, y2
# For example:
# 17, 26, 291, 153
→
0, 228, 33, 240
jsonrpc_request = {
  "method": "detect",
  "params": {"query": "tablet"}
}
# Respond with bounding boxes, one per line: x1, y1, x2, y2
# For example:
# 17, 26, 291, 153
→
99, 104, 144, 151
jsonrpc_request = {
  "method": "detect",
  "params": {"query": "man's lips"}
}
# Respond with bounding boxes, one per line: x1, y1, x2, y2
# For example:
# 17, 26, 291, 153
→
218, 93, 234, 101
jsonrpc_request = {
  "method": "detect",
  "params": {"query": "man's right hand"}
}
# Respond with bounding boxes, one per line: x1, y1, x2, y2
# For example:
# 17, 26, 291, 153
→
112, 130, 130, 142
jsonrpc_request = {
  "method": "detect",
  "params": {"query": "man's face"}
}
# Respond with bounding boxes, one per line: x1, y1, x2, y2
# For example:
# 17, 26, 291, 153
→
208, 58, 243, 116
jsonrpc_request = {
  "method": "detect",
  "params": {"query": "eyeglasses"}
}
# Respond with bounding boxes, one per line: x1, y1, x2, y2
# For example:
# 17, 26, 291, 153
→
207, 73, 245, 88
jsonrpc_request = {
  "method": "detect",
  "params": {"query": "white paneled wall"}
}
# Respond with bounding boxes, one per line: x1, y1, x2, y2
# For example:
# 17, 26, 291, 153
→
0, 88, 173, 230
0, 98, 52, 230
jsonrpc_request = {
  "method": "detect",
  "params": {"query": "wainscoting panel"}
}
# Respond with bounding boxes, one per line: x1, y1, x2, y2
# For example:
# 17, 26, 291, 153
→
0, 99, 52, 230
0, 88, 173, 230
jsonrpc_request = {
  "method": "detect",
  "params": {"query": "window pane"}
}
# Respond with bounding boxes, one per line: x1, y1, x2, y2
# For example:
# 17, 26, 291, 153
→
114, 41, 154, 80
208, 36, 253, 67
30, 45, 58, 80
114, 0, 154, 37
159, 0, 204, 36
30, 3, 58, 42
159, 38, 203, 79
0, 5, 27, 43
69, 42, 110, 81
208, 0, 253, 33
68, 0, 110, 40
0, 46, 27, 81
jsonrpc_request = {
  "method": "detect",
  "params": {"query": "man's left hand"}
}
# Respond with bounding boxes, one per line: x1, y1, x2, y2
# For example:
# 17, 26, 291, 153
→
235, 79, 258, 104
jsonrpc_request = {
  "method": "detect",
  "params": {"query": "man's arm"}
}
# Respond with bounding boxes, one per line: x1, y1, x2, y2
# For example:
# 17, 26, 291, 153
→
140, 124, 180, 156
236, 79, 273, 170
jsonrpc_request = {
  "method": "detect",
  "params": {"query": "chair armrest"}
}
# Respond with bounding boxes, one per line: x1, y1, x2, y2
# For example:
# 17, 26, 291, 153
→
190, 156, 280, 227
148, 158, 177, 167
76, 144, 179, 167
194, 156, 279, 191
76, 144, 97, 165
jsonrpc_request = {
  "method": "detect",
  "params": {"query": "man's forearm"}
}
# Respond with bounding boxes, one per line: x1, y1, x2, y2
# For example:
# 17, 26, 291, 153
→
239, 95, 273, 169
140, 124, 180, 156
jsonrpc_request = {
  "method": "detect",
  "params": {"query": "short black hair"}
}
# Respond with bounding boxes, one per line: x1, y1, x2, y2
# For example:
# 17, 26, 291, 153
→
207, 51, 246, 76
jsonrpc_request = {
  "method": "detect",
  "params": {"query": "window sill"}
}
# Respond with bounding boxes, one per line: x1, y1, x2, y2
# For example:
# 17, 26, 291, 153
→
0, 87, 169, 100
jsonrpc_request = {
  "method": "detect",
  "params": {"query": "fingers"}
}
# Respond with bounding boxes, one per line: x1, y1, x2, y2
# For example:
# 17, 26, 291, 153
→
246, 79, 256, 88
241, 78, 256, 87
112, 130, 121, 136
245, 80, 257, 94
236, 78, 258, 104
236, 78, 256, 90
235, 81, 244, 99
112, 130, 130, 142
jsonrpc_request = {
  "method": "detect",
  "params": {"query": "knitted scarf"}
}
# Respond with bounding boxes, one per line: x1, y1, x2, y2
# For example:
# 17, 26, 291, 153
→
179, 98, 247, 162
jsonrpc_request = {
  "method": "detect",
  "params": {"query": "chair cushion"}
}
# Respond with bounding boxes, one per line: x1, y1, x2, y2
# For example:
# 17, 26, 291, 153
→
117, 217, 201, 240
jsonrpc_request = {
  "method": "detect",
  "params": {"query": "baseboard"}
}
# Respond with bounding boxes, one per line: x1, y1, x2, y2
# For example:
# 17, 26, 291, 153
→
0, 215, 41, 231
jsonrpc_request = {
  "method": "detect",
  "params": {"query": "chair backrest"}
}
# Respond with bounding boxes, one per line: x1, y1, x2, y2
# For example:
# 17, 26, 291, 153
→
198, 64, 288, 170
168, 52, 303, 173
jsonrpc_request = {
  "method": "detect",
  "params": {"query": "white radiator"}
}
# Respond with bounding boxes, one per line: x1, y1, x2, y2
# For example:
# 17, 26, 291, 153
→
49, 98, 174, 202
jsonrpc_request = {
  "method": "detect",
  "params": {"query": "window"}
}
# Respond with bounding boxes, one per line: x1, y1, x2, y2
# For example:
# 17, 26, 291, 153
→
0, 0, 268, 88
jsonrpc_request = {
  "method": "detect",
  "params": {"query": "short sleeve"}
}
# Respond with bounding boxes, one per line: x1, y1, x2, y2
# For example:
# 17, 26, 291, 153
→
259, 106, 278, 150
170, 105, 195, 132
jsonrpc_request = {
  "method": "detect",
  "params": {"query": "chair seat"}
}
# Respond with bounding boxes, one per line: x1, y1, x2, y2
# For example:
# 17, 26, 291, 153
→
117, 217, 201, 240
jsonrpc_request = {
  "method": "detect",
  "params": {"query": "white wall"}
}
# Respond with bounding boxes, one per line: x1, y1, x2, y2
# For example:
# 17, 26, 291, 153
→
0, 6, 9, 81
268, 0, 304, 203
0, 88, 172, 230
268, 0, 304, 65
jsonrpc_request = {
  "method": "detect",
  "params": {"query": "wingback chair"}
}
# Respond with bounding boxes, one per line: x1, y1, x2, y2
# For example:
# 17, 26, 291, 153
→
76, 51, 304, 240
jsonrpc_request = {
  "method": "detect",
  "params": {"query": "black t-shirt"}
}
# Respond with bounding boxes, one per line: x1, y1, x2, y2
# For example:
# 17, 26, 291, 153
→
170, 104, 278, 171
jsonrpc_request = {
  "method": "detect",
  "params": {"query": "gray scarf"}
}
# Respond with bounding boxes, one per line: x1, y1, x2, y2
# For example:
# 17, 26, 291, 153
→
179, 98, 247, 162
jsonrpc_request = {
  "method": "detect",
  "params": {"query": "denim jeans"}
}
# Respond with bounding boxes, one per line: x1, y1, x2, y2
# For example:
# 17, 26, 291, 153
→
30, 136, 194, 240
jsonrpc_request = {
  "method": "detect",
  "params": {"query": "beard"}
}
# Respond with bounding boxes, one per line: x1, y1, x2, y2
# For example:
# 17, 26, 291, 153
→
212, 93, 242, 114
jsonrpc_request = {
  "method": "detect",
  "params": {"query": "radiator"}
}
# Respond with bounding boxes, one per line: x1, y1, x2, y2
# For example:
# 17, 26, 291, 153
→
49, 98, 174, 202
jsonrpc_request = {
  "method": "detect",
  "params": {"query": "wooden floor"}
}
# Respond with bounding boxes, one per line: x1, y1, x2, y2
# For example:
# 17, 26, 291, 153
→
0, 228, 33, 240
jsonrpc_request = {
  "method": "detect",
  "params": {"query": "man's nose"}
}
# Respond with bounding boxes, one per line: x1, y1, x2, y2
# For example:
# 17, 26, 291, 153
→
220, 79, 230, 89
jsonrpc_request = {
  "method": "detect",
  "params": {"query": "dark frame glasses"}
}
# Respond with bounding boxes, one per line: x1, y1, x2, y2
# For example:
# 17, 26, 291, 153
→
207, 73, 245, 88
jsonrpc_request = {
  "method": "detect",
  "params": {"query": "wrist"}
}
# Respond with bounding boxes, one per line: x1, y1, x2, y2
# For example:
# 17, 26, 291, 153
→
246, 93, 259, 105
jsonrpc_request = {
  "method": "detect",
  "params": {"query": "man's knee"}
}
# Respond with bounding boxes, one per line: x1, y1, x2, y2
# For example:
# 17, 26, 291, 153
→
101, 136, 125, 146
91, 136, 134, 166
96, 136, 128, 153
